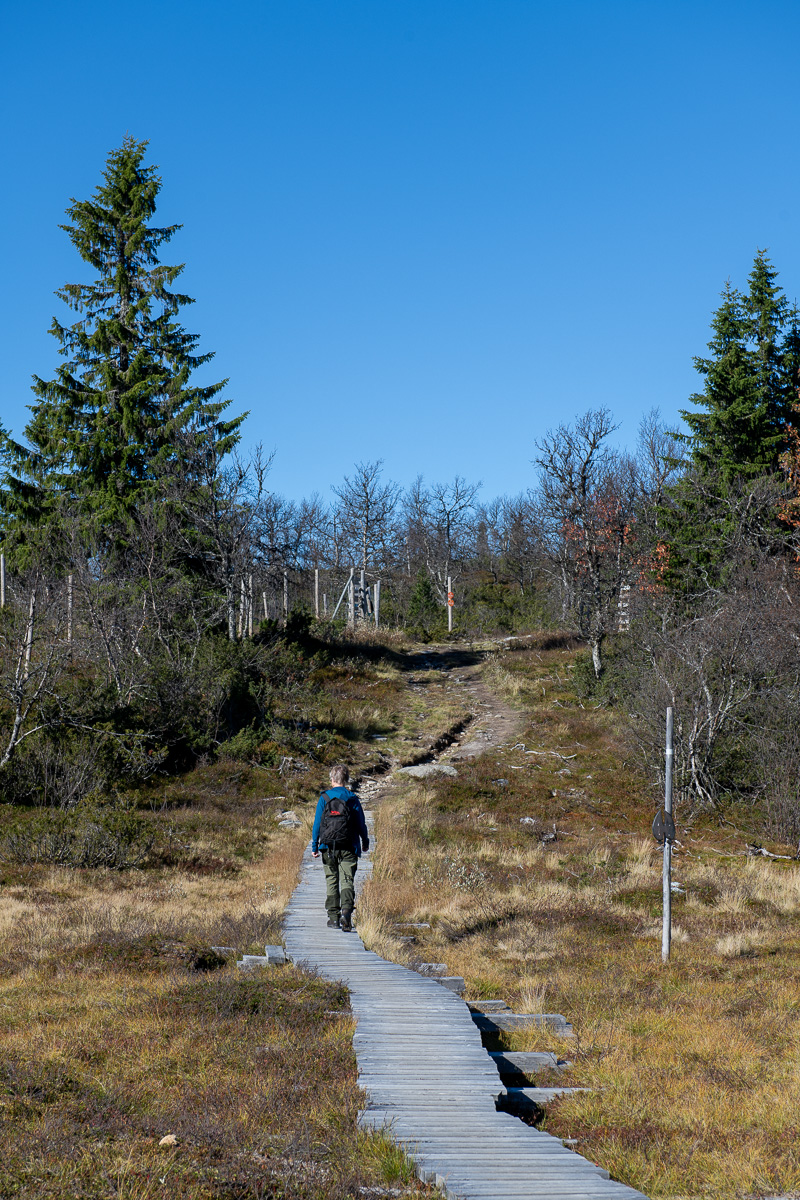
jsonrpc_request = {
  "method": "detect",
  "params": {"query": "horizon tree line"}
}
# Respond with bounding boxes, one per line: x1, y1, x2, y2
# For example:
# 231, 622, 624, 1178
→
2, 137, 800, 833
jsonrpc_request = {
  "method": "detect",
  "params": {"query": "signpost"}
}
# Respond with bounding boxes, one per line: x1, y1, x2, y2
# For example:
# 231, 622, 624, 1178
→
651, 707, 675, 963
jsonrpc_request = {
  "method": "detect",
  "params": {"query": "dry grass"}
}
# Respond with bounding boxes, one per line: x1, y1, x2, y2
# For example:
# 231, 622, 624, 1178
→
0, 816, 432, 1198
364, 644, 800, 1199
0, 637, 442, 1200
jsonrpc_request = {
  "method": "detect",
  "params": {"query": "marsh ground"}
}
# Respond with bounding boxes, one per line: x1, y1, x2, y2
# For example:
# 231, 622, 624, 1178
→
359, 639, 800, 1200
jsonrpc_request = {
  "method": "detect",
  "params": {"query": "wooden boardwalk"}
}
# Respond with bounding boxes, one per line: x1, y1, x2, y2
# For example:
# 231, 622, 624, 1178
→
284, 838, 649, 1200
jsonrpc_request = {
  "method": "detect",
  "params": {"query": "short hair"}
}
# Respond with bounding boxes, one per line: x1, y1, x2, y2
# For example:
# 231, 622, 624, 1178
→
329, 764, 350, 786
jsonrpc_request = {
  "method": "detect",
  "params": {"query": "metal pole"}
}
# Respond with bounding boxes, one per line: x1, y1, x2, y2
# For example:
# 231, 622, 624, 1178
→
314, 568, 319, 619
374, 580, 380, 628
447, 575, 453, 633
662, 706, 674, 964
67, 574, 73, 643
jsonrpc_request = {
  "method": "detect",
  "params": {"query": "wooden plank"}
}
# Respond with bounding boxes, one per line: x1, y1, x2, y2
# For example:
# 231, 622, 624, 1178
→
284, 843, 650, 1200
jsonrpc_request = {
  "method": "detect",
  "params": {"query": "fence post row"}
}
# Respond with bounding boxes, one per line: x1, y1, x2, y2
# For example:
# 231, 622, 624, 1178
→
14, 563, 388, 641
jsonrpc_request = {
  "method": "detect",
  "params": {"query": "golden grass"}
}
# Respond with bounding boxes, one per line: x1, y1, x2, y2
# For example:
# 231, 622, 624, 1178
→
0, 633, 450, 1199
0, 815, 432, 1199
363, 645, 800, 1199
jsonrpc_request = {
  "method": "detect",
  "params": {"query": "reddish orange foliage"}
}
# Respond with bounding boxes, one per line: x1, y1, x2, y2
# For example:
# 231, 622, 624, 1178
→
780, 400, 800, 529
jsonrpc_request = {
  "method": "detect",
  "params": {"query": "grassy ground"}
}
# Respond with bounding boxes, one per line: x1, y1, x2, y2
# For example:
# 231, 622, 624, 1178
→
360, 640, 800, 1200
0, 630, 450, 1200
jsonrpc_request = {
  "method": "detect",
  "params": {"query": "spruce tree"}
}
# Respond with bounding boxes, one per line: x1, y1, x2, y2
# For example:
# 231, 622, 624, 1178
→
679, 252, 798, 480
1, 137, 243, 544
661, 252, 800, 597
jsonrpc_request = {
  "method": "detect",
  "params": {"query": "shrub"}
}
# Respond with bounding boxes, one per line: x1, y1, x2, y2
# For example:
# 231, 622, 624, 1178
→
1, 803, 153, 869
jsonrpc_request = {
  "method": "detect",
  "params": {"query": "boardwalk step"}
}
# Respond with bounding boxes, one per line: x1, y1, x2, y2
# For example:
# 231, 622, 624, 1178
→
489, 1051, 570, 1082
502, 1086, 591, 1105
285, 843, 649, 1200
237, 945, 286, 970
473, 1011, 574, 1037
438, 976, 466, 995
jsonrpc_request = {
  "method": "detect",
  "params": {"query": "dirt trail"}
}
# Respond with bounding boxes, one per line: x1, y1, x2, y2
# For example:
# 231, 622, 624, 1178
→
357, 646, 524, 806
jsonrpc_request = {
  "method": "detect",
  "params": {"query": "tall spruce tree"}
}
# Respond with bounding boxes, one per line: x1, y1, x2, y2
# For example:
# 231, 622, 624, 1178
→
660, 252, 800, 597
1, 137, 243, 545
679, 251, 799, 480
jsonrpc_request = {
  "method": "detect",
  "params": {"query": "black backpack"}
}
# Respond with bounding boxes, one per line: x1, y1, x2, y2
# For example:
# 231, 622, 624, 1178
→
318, 790, 356, 850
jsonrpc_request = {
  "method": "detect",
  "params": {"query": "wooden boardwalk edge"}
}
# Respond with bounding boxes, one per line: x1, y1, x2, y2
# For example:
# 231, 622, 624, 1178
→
284, 830, 650, 1200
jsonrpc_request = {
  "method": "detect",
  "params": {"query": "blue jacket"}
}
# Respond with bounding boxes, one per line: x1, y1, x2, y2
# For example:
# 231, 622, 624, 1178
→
311, 787, 369, 856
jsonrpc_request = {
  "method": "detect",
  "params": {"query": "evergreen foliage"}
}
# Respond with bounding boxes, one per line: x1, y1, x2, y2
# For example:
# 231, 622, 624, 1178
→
1, 137, 243, 545
659, 252, 800, 597
679, 251, 800, 480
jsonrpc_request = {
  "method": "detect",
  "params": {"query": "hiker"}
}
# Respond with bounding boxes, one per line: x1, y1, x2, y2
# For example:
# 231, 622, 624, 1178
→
311, 765, 369, 932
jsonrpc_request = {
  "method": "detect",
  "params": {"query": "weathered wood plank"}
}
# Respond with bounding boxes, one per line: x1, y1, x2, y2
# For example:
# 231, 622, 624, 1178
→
284, 839, 649, 1200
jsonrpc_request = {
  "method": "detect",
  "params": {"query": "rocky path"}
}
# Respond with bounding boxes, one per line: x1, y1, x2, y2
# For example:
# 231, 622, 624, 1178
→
284, 648, 650, 1200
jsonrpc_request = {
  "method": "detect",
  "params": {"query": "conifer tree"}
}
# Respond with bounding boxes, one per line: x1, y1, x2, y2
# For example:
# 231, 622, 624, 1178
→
659, 253, 800, 598
1, 137, 243, 544
679, 252, 799, 480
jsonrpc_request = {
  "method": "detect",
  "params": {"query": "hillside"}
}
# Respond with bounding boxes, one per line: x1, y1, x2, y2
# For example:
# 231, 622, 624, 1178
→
2, 631, 800, 1199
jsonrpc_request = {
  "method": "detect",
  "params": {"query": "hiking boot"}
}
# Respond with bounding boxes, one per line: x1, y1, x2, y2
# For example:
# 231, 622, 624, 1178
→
327, 916, 340, 928
340, 912, 353, 932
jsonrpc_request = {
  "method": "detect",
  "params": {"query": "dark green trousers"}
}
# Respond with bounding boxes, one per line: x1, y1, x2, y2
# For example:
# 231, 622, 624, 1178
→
321, 849, 358, 918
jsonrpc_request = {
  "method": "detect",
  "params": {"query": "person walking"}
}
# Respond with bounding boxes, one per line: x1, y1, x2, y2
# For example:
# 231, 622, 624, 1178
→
311, 765, 369, 931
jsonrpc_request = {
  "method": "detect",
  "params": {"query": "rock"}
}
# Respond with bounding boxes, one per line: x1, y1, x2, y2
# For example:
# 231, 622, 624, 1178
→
158, 1134, 177, 1147
397, 763, 458, 779
210, 945, 238, 958
278, 810, 302, 828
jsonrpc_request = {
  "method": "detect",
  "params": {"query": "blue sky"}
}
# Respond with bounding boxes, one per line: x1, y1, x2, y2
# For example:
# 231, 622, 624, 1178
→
3, 0, 800, 502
